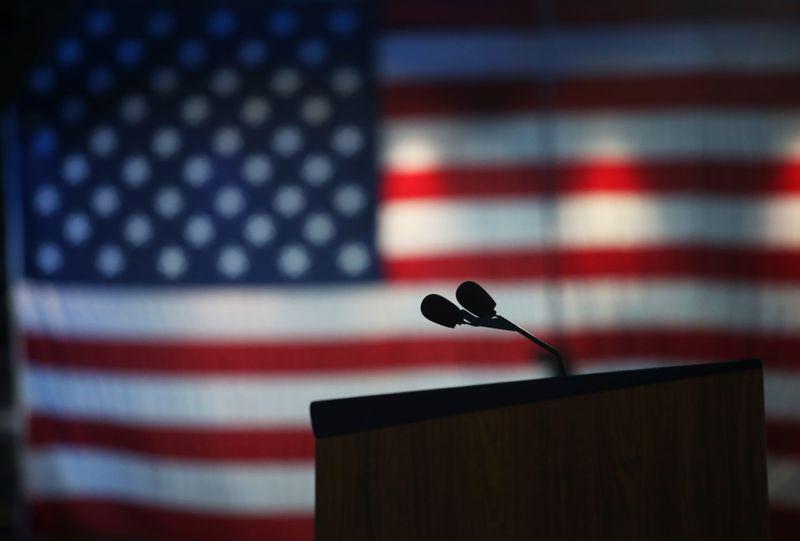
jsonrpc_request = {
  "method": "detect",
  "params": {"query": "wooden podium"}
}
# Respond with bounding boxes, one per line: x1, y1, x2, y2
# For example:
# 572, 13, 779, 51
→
311, 360, 769, 540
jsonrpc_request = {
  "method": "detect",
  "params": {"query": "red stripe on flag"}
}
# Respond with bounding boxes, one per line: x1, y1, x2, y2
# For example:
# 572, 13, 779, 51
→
23, 330, 800, 374
384, 80, 547, 116
30, 498, 799, 541
31, 493, 800, 541
382, 0, 796, 28
27, 416, 800, 464
383, 74, 800, 116
383, 161, 800, 200
384, 166, 546, 200
550, 73, 800, 109
32, 500, 313, 541
553, 0, 800, 24
24, 334, 533, 373
767, 421, 800, 461
771, 504, 800, 541
385, 248, 800, 283
28, 415, 315, 461
566, 330, 797, 369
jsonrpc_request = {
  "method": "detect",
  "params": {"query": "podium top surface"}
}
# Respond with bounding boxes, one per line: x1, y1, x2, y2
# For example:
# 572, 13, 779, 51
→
310, 359, 761, 438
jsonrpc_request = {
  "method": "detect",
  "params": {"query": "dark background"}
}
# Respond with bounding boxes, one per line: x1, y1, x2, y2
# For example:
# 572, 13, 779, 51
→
1, 3, 76, 539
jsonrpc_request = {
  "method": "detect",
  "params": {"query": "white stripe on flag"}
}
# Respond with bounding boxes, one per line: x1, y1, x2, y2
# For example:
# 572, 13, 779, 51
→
381, 24, 800, 81
27, 447, 313, 514
24, 365, 542, 426
379, 195, 800, 256
27, 448, 799, 513
15, 281, 800, 338
23, 364, 800, 427
384, 111, 800, 172
769, 455, 800, 507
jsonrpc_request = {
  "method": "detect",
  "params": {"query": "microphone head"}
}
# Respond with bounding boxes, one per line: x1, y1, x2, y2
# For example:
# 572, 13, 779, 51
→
456, 281, 496, 317
420, 294, 463, 328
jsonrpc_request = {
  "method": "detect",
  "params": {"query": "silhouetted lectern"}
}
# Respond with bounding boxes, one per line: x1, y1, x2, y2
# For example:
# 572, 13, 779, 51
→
311, 360, 768, 540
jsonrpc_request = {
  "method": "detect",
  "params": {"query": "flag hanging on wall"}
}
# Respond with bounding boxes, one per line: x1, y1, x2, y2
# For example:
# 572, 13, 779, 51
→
4, 1, 800, 539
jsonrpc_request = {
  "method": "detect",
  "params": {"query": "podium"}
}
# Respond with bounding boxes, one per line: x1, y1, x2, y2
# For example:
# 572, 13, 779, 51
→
311, 360, 769, 540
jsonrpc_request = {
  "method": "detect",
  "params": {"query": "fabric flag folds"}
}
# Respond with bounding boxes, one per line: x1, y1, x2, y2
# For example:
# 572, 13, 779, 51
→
4, 0, 800, 539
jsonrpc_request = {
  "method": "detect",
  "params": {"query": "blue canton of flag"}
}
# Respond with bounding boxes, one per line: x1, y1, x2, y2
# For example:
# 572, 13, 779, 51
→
18, 0, 378, 284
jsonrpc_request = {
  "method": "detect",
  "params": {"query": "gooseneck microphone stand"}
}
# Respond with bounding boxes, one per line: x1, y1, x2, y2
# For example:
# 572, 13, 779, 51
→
459, 310, 568, 377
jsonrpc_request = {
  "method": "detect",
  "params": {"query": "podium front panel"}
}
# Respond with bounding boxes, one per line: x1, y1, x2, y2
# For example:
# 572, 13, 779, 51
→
314, 361, 768, 540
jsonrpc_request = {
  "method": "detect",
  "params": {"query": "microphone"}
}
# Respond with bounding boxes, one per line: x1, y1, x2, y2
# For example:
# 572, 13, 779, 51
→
420, 293, 482, 328
420, 281, 569, 377
456, 280, 496, 317
420, 294, 463, 328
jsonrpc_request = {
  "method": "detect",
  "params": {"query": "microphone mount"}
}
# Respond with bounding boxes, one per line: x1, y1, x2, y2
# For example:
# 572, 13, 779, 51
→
459, 312, 567, 377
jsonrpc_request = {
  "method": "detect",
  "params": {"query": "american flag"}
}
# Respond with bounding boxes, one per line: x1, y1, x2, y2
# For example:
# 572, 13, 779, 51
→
5, 0, 800, 539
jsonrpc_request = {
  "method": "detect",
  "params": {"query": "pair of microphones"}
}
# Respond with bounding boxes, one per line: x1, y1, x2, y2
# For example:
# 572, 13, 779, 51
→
420, 281, 569, 377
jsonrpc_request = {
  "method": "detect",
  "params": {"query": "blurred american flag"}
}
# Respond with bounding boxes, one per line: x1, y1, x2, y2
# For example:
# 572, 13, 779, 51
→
4, 0, 800, 539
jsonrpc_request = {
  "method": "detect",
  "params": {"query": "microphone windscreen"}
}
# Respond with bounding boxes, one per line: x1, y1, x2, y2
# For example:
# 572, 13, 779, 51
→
420, 294, 462, 328
456, 281, 496, 317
